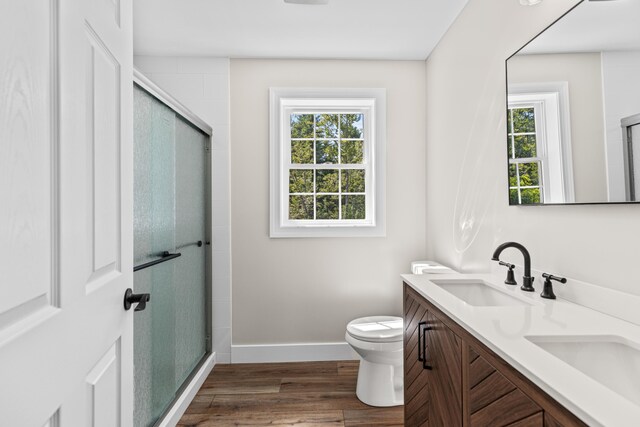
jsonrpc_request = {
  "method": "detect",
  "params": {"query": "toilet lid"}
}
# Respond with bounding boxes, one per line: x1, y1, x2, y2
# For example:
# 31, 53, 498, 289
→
346, 316, 403, 343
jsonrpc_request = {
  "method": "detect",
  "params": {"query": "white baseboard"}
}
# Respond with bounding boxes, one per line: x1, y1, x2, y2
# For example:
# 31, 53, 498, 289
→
231, 342, 358, 363
158, 352, 216, 427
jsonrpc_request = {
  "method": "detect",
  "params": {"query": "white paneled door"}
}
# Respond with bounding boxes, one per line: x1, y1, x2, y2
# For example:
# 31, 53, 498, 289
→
0, 0, 133, 426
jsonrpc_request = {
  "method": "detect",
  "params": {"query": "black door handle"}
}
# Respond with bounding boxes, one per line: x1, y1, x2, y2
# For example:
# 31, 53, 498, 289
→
418, 321, 432, 370
124, 288, 150, 312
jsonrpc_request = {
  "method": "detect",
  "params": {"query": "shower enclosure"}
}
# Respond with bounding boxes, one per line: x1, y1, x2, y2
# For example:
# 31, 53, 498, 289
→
622, 113, 640, 201
132, 71, 212, 427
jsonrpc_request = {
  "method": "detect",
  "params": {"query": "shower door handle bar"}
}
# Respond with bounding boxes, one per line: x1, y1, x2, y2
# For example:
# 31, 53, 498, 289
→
133, 251, 182, 272
175, 240, 204, 250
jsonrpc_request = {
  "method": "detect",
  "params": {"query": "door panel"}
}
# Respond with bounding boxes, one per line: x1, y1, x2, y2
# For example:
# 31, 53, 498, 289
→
86, 342, 121, 427
89, 28, 121, 277
0, 0, 56, 326
0, 0, 133, 425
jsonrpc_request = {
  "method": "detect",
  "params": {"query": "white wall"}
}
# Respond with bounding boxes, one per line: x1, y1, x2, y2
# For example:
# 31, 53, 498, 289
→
230, 59, 427, 346
134, 56, 233, 363
602, 50, 640, 201
508, 53, 606, 202
426, 0, 640, 297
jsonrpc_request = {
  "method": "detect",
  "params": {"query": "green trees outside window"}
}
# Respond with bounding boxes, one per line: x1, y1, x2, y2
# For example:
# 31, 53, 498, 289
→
289, 113, 366, 220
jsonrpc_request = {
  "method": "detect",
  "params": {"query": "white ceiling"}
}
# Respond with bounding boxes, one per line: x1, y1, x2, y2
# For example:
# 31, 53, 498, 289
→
521, 0, 640, 54
133, 0, 469, 60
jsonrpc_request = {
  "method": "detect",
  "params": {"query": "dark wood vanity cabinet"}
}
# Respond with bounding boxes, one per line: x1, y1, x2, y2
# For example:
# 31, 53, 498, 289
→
403, 284, 587, 427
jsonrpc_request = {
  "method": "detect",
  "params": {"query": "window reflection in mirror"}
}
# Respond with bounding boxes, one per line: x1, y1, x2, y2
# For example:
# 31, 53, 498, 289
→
505, 0, 640, 205
507, 106, 542, 204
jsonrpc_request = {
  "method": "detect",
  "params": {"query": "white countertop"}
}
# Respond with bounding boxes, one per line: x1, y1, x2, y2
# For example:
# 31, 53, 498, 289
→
402, 272, 640, 427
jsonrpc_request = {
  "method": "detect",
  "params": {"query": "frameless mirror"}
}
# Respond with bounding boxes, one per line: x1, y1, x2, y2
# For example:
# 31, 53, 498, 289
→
506, 0, 640, 205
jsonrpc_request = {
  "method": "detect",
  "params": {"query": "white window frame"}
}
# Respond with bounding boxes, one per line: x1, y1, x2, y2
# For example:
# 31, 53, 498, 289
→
269, 88, 386, 238
508, 82, 575, 204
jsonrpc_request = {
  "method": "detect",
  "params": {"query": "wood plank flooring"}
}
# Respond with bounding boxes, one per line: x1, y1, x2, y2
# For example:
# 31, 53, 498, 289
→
178, 361, 404, 427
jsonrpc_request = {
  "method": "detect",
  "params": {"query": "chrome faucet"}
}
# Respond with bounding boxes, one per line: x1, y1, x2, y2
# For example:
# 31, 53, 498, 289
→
491, 242, 535, 292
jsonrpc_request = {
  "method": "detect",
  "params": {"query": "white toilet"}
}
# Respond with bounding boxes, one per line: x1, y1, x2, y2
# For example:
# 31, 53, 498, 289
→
345, 316, 404, 407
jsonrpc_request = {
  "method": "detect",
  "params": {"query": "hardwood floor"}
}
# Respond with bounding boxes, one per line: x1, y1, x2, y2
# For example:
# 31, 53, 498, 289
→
178, 361, 404, 427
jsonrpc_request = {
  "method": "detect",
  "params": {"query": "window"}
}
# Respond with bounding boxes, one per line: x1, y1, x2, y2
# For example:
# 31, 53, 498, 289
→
507, 83, 574, 205
507, 105, 544, 204
270, 88, 386, 237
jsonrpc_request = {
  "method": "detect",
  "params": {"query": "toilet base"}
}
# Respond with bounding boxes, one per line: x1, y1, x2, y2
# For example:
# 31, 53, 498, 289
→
355, 358, 404, 407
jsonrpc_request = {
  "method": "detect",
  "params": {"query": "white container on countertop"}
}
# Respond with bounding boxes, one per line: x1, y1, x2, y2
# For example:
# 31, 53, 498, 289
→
410, 260, 456, 275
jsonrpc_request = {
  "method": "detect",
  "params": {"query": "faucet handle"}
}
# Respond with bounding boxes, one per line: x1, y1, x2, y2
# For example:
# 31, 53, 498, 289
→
498, 261, 517, 285
541, 273, 566, 299
542, 273, 567, 283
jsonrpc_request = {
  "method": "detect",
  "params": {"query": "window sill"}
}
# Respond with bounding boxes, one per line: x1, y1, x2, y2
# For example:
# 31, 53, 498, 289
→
269, 224, 386, 238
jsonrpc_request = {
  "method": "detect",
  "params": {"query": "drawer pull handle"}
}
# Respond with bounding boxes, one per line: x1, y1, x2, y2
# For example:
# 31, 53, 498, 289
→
418, 321, 432, 370
418, 321, 426, 362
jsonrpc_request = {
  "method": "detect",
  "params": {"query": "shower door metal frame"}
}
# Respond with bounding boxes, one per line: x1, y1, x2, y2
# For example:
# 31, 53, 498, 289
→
134, 69, 213, 136
622, 113, 640, 202
133, 68, 213, 427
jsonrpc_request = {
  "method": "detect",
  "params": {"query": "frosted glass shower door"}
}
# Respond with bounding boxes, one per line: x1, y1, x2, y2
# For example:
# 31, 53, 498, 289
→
133, 84, 210, 427
174, 116, 208, 386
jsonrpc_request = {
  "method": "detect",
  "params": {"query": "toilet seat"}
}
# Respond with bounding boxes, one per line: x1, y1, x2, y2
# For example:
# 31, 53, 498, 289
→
346, 316, 403, 343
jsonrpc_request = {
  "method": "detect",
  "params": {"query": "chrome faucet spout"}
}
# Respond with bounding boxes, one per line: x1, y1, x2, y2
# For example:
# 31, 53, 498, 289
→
491, 242, 535, 292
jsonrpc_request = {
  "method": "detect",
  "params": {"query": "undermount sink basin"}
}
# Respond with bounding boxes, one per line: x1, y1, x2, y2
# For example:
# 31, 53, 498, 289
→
526, 335, 640, 406
430, 279, 534, 307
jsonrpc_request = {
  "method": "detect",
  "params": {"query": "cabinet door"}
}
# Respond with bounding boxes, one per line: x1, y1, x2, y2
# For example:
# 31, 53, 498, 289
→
468, 346, 543, 427
427, 311, 463, 427
404, 290, 430, 427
